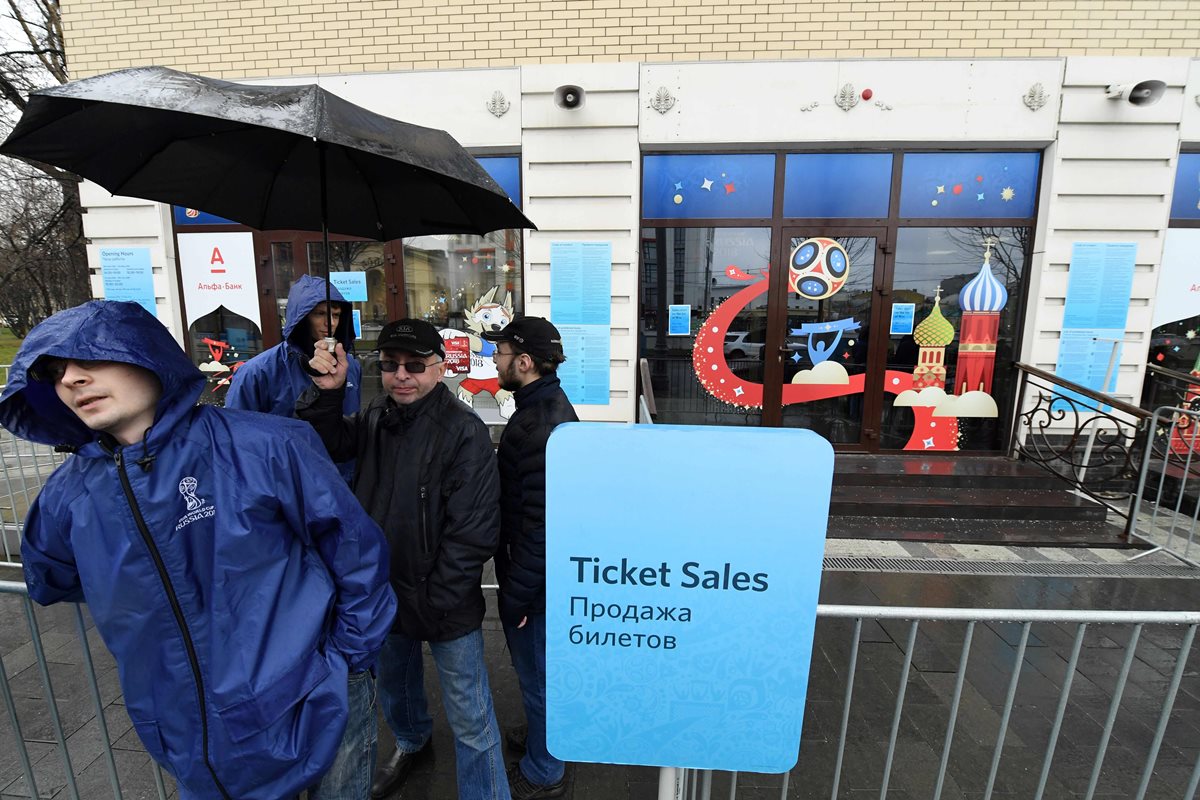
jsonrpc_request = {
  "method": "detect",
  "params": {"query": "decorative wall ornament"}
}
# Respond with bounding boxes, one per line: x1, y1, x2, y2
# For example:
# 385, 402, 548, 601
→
649, 86, 677, 114
835, 83, 859, 112
1023, 83, 1049, 112
799, 101, 819, 112
486, 91, 510, 118
874, 100, 894, 111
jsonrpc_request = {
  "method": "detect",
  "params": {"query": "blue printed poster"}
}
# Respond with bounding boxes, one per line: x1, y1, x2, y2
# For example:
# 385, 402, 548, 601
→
1054, 242, 1136, 410
99, 247, 156, 317
889, 303, 915, 336
329, 271, 368, 302
550, 242, 612, 405
668, 304, 691, 336
546, 424, 832, 773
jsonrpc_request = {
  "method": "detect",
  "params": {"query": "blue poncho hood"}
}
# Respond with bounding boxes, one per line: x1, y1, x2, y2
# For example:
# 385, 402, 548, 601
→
0, 301, 204, 449
283, 274, 354, 355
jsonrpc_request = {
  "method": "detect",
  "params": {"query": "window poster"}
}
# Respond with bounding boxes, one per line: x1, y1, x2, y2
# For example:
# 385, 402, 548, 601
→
99, 247, 156, 317
329, 271, 368, 302
550, 242, 611, 405
668, 304, 691, 336
1152, 229, 1200, 329
889, 303, 915, 336
178, 232, 262, 329
1054, 242, 1136, 410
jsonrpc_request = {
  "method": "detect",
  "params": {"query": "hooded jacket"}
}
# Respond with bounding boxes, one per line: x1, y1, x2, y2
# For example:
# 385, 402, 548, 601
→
0, 301, 396, 800
224, 274, 361, 481
495, 375, 578, 625
297, 381, 499, 642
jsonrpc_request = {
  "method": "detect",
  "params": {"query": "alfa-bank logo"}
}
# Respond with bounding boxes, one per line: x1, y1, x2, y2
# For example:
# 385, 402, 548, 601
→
175, 476, 215, 531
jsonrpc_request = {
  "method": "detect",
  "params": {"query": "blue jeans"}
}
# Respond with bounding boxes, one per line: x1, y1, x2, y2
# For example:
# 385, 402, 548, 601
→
309, 670, 378, 799
503, 614, 564, 786
377, 628, 510, 800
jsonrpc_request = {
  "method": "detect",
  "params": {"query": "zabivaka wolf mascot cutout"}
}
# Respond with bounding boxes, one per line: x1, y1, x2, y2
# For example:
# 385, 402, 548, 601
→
440, 286, 517, 419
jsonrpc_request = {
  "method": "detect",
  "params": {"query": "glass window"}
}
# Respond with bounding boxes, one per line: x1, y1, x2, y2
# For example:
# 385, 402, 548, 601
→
307, 241, 390, 351
779, 233, 880, 444
1170, 152, 1200, 221
271, 241, 295, 332
402, 230, 523, 424
642, 155, 776, 219
477, 156, 521, 206
899, 152, 1040, 219
883, 226, 1028, 451
188, 307, 264, 406
639, 227, 770, 426
783, 153, 892, 218
1145, 226, 1200, 408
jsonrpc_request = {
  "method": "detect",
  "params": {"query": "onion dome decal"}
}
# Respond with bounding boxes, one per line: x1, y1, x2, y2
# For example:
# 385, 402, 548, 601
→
960, 259, 1008, 313
914, 291, 955, 348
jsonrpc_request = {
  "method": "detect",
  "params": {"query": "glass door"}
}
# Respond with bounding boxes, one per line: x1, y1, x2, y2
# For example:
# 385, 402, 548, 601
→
770, 228, 888, 448
877, 227, 1029, 451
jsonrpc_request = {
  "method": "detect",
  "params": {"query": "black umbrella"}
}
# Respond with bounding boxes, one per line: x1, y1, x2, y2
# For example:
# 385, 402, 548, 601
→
0, 65, 536, 338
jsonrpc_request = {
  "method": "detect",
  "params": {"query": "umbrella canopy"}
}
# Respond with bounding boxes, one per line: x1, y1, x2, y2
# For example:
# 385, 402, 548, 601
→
0, 66, 535, 240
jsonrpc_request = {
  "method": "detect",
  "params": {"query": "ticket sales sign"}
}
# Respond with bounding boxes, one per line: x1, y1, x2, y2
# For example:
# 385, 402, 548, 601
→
545, 424, 832, 773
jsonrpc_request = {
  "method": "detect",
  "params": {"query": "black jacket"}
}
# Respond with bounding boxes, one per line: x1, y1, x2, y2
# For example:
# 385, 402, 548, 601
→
495, 375, 578, 624
297, 382, 500, 642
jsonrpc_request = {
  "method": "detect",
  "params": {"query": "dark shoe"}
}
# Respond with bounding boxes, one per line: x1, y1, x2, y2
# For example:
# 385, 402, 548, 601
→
505, 724, 528, 754
370, 740, 432, 799
507, 764, 567, 800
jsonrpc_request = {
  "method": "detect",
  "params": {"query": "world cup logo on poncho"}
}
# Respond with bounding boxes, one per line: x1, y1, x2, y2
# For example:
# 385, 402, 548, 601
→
178, 477, 204, 512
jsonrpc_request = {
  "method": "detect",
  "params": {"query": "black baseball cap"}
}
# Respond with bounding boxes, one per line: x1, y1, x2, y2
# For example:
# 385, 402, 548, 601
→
482, 316, 566, 362
376, 318, 445, 359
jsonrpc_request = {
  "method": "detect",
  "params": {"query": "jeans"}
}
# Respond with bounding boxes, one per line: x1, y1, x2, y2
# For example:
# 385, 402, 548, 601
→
377, 628, 510, 800
309, 670, 378, 799
503, 614, 564, 786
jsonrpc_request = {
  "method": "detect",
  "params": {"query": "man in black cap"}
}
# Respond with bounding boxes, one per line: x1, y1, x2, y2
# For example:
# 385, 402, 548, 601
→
299, 319, 510, 800
483, 316, 578, 800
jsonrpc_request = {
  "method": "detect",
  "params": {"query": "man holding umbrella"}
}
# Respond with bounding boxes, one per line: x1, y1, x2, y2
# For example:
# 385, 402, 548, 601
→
225, 274, 361, 482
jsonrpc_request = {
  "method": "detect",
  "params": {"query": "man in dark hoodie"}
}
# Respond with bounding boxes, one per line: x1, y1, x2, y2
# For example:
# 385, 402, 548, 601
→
300, 318, 509, 800
482, 316, 577, 800
0, 301, 396, 800
225, 274, 361, 482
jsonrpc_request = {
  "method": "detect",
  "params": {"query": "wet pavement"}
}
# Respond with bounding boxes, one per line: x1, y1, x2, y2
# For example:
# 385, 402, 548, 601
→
3, 564, 1200, 799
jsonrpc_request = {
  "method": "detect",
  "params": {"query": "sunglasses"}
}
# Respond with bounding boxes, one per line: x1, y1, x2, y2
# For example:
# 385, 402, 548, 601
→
379, 358, 442, 374
29, 358, 107, 383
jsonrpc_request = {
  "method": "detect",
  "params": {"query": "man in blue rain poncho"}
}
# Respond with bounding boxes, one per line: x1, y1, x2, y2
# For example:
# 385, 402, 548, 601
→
0, 301, 396, 800
225, 274, 361, 481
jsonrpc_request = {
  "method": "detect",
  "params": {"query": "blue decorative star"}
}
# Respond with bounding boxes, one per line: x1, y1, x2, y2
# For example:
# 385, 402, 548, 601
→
791, 352, 801, 363
977, 193, 985, 201
674, 181, 683, 190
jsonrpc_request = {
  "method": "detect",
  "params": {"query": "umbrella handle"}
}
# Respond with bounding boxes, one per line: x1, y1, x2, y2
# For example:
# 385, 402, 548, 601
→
323, 336, 337, 354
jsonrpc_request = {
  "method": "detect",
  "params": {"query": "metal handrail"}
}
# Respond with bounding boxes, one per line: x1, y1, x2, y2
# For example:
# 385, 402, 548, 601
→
1144, 363, 1200, 386
1013, 362, 1152, 420
818, 604, 1200, 624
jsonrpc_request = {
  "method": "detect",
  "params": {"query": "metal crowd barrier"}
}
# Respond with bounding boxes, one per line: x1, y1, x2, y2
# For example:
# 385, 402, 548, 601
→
1130, 406, 1200, 567
0, 580, 172, 799
659, 605, 1200, 800
0, 428, 69, 568
5, 574, 1197, 800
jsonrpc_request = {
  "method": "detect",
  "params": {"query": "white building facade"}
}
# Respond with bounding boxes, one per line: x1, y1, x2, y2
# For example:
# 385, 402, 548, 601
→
77, 56, 1200, 450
